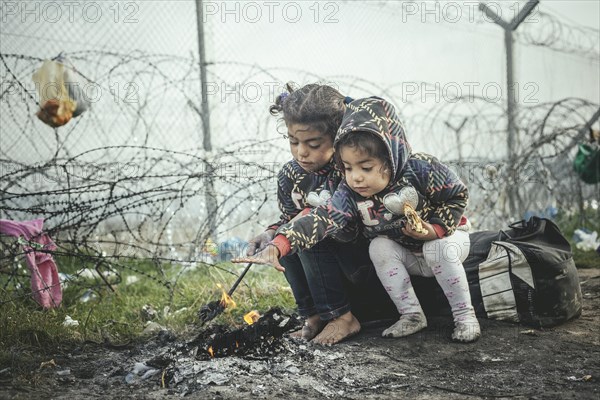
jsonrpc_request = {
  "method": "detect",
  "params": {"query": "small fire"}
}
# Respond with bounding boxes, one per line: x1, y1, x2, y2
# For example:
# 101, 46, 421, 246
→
207, 346, 214, 357
243, 310, 261, 325
218, 284, 236, 309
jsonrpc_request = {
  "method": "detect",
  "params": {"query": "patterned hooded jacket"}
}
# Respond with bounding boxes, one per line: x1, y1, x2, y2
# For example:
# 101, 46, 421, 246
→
275, 97, 468, 253
266, 159, 357, 242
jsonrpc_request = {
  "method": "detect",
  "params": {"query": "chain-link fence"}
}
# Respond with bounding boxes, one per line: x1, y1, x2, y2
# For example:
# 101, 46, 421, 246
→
1, 1, 599, 299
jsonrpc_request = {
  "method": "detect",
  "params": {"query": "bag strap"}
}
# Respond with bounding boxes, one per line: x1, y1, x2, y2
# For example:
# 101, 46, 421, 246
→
508, 220, 527, 230
498, 229, 511, 240
501, 217, 548, 242
498, 219, 527, 240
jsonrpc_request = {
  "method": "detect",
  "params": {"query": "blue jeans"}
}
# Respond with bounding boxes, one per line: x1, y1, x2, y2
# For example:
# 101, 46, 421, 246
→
281, 236, 396, 322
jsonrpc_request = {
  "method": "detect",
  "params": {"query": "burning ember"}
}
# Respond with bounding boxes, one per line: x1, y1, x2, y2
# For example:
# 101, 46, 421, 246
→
193, 308, 301, 360
197, 284, 237, 325
243, 310, 260, 325
219, 284, 236, 309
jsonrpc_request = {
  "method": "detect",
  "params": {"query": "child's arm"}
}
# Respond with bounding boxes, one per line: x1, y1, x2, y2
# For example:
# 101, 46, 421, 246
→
234, 183, 359, 268
247, 165, 304, 255
276, 182, 358, 253
418, 155, 468, 237
266, 164, 303, 231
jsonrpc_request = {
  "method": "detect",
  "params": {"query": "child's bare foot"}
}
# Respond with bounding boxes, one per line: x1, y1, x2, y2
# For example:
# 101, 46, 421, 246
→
290, 314, 326, 341
311, 311, 361, 346
382, 312, 427, 338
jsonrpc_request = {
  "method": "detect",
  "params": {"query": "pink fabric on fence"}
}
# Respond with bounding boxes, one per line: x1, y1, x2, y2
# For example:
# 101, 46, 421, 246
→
0, 218, 62, 308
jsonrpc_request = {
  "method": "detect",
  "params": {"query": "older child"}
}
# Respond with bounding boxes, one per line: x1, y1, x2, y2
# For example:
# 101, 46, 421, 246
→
239, 97, 480, 343
246, 84, 386, 345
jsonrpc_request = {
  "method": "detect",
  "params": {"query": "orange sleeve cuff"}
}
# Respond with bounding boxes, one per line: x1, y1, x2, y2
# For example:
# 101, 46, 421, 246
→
431, 224, 447, 238
271, 235, 291, 258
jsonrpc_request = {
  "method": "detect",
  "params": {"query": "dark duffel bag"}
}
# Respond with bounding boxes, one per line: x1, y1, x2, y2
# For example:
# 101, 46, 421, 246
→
470, 217, 582, 327
414, 217, 582, 327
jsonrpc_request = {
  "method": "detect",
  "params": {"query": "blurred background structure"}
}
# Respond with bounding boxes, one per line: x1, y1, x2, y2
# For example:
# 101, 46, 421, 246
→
1, 1, 599, 295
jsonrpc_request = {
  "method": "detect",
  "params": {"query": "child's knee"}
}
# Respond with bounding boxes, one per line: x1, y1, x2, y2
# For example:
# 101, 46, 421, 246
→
369, 237, 396, 267
422, 237, 466, 266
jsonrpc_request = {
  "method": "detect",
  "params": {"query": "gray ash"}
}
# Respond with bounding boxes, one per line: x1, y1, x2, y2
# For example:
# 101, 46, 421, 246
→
152, 308, 304, 391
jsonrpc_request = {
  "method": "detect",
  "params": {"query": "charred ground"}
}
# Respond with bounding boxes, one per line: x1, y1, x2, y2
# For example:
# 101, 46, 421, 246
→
1, 268, 598, 400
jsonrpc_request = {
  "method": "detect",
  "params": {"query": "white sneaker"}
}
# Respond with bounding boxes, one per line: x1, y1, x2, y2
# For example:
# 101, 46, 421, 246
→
382, 312, 428, 338
451, 320, 481, 343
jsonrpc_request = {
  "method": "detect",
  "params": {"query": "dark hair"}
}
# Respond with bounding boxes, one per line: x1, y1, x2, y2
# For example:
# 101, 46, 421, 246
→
270, 82, 345, 141
334, 131, 392, 174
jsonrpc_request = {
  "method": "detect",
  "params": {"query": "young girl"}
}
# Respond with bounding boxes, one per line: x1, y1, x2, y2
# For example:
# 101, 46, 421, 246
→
238, 97, 480, 343
246, 84, 390, 345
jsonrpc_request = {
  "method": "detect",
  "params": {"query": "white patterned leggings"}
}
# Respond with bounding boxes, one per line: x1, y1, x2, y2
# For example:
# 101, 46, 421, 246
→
369, 231, 475, 323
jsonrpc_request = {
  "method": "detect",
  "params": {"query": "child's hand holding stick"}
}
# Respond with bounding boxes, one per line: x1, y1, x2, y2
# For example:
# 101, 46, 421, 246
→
233, 243, 285, 272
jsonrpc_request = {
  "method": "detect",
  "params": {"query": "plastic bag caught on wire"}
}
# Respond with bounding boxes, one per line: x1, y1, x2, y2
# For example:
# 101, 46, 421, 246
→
32, 53, 91, 128
573, 128, 600, 184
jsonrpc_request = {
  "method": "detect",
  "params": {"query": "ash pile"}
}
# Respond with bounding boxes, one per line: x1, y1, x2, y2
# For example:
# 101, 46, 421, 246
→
125, 308, 331, 396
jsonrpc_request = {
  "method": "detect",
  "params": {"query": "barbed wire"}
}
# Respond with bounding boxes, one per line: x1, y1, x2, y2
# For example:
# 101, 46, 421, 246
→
518, 11, 600, 60
350, 1, 599, 61
0, 48, 598, 308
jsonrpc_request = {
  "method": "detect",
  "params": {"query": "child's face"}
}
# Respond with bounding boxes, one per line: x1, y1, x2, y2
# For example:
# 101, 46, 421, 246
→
287, 123, 334, 172
340, 146, 391, 197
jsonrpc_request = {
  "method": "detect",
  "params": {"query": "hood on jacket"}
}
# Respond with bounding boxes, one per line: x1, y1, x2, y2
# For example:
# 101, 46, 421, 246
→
334, 97, 411, 181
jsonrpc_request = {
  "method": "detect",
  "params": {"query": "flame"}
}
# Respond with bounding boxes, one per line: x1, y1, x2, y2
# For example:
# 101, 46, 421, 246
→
243, 310, 261, 325
207, 346, 214, 357
217, 284, 236, 309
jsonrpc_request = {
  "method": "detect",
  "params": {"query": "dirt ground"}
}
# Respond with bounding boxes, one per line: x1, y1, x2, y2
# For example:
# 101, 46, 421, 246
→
1, 268, 598, 400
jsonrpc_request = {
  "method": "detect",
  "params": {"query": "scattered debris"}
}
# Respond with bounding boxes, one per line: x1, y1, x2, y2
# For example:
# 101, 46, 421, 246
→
63, 315, 80, 327
174, 307, 188, 315
77, 268, 117, 281
479, 354, 504, 362
573, 229, 600, 252
125, 276, 140, 285
567, 375, 593, 382
40, 359, 57, 369
520, 329, 538, 336
125, 362, 161, 384
141, 304, 157, 321
79, 289, 98, 303
197, 371, 230, 385
58, 273, 74, 289
142, 322, 166, 336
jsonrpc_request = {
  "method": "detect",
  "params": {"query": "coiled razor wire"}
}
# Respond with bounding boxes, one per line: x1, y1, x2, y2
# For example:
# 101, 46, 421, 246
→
0, 50, 598, 307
